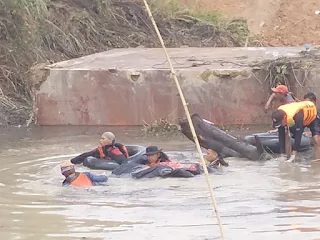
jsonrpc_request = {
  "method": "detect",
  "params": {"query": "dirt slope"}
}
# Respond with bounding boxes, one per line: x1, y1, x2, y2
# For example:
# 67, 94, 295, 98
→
180, 0, 320, 46
262, 0, 320, 46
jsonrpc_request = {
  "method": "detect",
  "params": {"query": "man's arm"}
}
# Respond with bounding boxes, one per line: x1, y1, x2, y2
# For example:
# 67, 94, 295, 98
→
109, 148, 128, 165
265, 93, 276, 110
83, 172, 108, 183
70, 150, 97, 164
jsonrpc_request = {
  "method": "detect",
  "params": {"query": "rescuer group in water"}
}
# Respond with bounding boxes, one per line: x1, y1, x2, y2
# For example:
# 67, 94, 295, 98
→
60, 131, 229, 186
59, 85, 320, 186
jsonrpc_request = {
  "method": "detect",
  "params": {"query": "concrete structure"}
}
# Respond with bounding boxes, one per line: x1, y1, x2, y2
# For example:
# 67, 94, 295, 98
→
35, 47, 320, 126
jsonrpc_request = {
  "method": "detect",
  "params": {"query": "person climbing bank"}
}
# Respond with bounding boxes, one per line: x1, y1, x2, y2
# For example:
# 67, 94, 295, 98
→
70, 132, 128, 165
271, 100, 317, 162
265, 85, 296, 133
60, 161, 107, 186
265, 84, 295, 111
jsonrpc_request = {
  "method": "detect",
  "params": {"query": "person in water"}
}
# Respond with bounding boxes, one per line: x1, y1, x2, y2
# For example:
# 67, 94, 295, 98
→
144, 146, 171, 166
144, 145, 228, 169
271, 100, 317, 162
303, 92, 320, 160
205, 149, 229, 168
265, 84, 295, 111
70, 132, 128, 165
60, 161, 108, 186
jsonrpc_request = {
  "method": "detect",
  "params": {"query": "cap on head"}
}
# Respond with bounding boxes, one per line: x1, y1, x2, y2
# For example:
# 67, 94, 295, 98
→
102, 132, 115, 141
60, 161, 75, 174
271, 85, 288, 94
271, 110, 285, 128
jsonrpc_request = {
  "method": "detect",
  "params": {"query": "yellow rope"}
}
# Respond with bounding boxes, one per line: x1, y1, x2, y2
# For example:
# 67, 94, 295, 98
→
141, 0, 225, 239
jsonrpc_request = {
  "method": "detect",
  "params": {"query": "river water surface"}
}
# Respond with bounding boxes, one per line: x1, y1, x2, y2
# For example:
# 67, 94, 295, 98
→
0, 126, 320, 240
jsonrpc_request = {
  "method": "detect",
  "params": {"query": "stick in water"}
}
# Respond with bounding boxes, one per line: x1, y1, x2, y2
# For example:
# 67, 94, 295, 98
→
141, 0, 225, 239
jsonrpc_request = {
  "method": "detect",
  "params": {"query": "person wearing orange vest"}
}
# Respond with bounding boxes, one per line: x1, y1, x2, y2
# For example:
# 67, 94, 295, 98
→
303, 92, 320, 160
271, 100, 317, 162
70, 132, 128, 165
60, 161, 107, 186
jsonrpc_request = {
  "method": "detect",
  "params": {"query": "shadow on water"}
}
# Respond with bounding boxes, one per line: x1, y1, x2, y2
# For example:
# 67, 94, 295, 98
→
0, 126, 320, 239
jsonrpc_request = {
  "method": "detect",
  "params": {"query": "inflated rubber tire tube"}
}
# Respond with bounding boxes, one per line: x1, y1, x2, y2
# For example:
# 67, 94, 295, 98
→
243, 132, 312, 153
180, 114, 267, 160
83, 145, 146, 170
83, 157, 120, 170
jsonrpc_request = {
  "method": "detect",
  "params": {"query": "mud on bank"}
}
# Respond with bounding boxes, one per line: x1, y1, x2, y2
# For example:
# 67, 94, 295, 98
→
0, 0, 253, 126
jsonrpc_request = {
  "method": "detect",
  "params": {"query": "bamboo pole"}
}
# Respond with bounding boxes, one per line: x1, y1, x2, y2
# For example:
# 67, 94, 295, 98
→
141, 0, 225, 239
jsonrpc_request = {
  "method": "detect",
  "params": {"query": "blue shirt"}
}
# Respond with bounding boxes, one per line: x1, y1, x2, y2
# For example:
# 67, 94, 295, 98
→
63, 172, 108, 186
284, 93, 295, 103
83, 172, 108, 184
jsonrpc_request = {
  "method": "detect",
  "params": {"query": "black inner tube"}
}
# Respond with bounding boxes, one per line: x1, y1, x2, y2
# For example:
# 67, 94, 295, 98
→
83, 145, 146, 170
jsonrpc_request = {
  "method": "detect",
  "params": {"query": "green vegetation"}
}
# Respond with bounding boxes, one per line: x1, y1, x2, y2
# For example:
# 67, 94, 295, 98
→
141, 118, 180, 137
0, 0, 253, 125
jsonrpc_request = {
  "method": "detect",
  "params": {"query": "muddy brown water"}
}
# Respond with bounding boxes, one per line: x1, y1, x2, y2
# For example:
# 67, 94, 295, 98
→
0, 126, 320, 240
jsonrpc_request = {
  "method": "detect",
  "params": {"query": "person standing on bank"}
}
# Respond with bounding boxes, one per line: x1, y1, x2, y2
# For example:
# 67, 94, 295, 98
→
271, 100, 317, 162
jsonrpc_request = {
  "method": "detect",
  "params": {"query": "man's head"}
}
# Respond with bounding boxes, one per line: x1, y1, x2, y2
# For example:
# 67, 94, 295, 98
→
205, 149, 218, 163
271, 85, 288, 94
144, 146, 162, 164
271, 109, 286, 128
271, 85, 288, 100
60, 161, 75, 177
303, 92, 317, 104
100, 132, 115, 146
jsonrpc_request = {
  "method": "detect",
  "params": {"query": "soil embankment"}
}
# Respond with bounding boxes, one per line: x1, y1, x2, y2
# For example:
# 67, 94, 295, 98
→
1, 0, 319, 126
180, 0, 320, 46
0, 0, 251, 126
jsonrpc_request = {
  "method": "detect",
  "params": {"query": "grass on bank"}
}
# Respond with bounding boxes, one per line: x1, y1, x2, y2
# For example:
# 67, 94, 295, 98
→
0, 0, 252, 125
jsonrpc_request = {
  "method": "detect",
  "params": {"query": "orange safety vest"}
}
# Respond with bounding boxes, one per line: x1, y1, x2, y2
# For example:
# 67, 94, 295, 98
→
278, 100, 317, 126
70, 173, 93, 186
97, 144, 129, 159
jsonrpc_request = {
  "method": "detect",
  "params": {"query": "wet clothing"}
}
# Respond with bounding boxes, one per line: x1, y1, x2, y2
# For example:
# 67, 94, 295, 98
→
208, 153, 229, 167
277, 101, 317, 153
283, 93, 295, 104
315, 110, 320, 134
146, 152, 171, 166
71, 143, 128, 165
62, 172, 108, 186
112, 161, 198, 179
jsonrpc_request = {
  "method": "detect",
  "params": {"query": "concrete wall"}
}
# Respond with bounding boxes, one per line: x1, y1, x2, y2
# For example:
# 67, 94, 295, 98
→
36, 67, 275, 126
